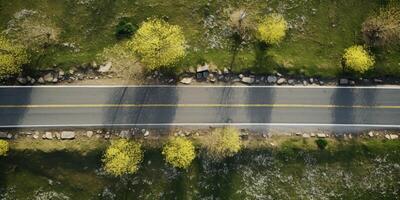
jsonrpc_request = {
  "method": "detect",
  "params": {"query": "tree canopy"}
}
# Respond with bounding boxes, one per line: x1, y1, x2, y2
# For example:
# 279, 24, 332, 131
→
203, 127, 242, 160
129, 19, 186, 69
0, 140, 9, 156
256, 13, 288, 45
0, 36, 28, 79
162, 137, 196, 169
102, 139, 143, 176
343, 45, 375, 73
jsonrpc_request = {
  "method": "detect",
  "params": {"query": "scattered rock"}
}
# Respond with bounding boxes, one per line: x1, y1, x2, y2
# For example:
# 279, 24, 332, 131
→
277, 78, 287, 85
317, 133, 326, 138
43, 73, 54, 82
241, 77, 255, 84
180, 77, 193, 84
339, 78, 349, 85
0, 132, 8, 139
389, 134, 399, 140
267, 75, 277, 84
60, 131, 75, 140
98, 61, 112, 73
120, 130, 130, 139
196, 63, 209, 73
144, 130, 150, 137
86, 131, 93, 138
223, 67, 229, 74
104, 133, 111, 139
373, 78, 383, 84
368, 131, 374, 137
44, 132, 53, 140
33, 131, 40, 139
37, 77, 45, 84
17, 77, 27, 85
58, 70, 65, 77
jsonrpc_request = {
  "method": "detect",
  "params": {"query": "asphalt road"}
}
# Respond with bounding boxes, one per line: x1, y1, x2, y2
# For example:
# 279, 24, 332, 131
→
0, 85, 399, 130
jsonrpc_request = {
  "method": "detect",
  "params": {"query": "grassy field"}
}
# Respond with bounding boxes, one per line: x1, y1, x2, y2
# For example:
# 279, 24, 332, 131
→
1, 136, 399, 199
0, 0, 399, 78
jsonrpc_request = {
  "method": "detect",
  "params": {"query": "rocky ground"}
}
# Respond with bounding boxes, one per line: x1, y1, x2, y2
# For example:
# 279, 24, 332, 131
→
4, 61, 400, 86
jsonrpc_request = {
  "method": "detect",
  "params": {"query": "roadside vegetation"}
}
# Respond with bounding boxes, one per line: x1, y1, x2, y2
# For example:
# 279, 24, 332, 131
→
0, 0, 399, 82
1, 130, 399, 199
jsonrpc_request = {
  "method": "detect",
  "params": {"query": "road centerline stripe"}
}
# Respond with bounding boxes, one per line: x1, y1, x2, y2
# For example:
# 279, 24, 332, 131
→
0, 104, 398, 109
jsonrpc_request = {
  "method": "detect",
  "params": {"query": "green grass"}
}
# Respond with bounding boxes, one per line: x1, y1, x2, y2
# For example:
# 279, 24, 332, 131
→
0, 0, 399, 77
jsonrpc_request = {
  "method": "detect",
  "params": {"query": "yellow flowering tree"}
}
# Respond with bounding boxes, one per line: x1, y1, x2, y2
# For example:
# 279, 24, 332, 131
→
0, 35, 29, 79
129, 19, 186, 69
257, 13, 288, 45
203, 127, 242, 160
102, 139, 143, 176
162, 137, 195, 169
342, 45, 375, 73
0, 140, 9, 156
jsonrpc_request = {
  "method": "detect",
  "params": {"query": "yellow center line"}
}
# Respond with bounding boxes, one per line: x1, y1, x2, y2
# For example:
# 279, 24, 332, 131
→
0, 104, 399, 109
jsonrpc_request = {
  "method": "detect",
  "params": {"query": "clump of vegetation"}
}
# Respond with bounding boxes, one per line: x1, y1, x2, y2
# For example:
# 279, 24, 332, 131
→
362, 4, 400, 47
162, 137, 195, 169
102, 139, 143, 176
0, 35, 29, 79
115, 18, 137, 39
315, 139, 328, 150
129, 18, 186, 70
256, 13, 288, 45
342, 45, 375, 73
0, 140, 9, 156
202, 127, 242, 160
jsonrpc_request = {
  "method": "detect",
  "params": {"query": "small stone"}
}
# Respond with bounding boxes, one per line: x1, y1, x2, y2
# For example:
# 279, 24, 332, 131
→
309, 78, 314, 84
302, 133, 311, 138
17, 77, 27, 85
239, 74, 244, 79
241, 77, 255, 84
38, 77, 45, 84
55, 132, 61, 139
180, 77, 193, 84
52, 78, 58, 83
6, 133, 12, 139
389, 134, 398, 140
267, 75, 277, 84
368, 131, 374, 137
69, 69, 75, 75
319, 80, 324, 85
30, 78, 36, 84
120, 130, 130, 138
317, 133, 326, 138
339, 78, 349, 85
385, 134, 391, 140
98, 61, 112, 73
60, 131, 75, 140
86, 131, 94, 138
144, 130, 150, 137
349, 80, 355, 86
223, 67, 229, 74
288, 79, 295, 85
43, 73, 54, 82
277, 78, 287, 85
310, 133, 316, 137
58, 70, 65, 77
104, 134, 111, 139
45, 132, 53, 140
373, 78, 383, 84
303, 80, 308, 86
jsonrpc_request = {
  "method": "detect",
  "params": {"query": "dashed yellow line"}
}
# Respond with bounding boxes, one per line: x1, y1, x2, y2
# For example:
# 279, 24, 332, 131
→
0, 104, 399, 109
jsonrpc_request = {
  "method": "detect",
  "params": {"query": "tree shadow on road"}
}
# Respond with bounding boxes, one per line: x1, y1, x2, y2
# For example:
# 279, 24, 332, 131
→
105, 86, 178, 131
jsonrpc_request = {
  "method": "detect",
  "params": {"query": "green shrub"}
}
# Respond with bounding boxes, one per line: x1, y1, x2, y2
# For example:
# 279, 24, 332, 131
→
315, 139, 328, 150
116, 19, 137, 38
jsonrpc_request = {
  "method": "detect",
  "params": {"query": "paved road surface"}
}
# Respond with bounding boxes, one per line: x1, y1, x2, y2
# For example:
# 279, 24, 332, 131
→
0, 86, 399, 131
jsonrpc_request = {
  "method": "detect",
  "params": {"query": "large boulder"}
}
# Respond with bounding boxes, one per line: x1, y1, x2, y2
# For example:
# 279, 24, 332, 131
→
61, 131, 75, 140
339, 78, 349, 85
